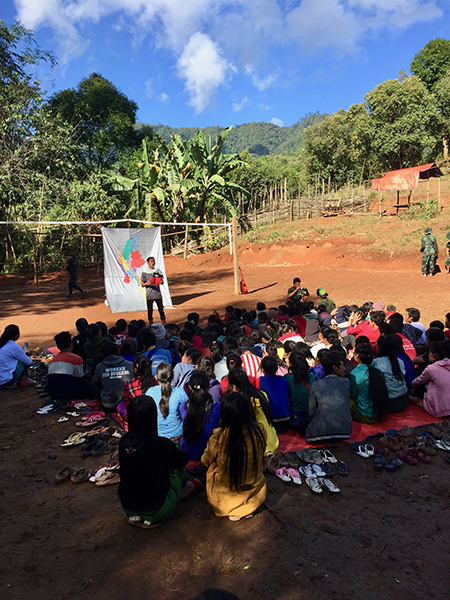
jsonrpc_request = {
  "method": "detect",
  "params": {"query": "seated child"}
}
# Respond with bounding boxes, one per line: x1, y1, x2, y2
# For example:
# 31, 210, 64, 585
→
410, 340, 450, 418
259, 356, 291, 432
201, 392, 266, 521
285, 351, 316, 429
140, 328, 173, 376
373, 335, 408, 414
147, 362, 187, 441
172, 346, 202, 388
118, 395, 197, 529
113, 319, 129, 346
0, 324, 34, 387
349, 343, 389, 424
117, 355, 154, 421
195, 356, 222, 402
47, 331, 90, 401
180, 371, 221, 461
305, 351, 352, 443
92, 340, 133, 411
71, 318, 88, 364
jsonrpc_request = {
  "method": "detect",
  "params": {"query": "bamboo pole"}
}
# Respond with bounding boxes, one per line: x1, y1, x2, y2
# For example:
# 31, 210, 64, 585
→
438, 177, 441, 209
183, 225, 189, 259
232, 218, 240, 296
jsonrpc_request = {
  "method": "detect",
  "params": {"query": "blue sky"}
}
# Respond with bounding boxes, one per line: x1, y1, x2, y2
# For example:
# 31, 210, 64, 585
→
2, 0, 450, 129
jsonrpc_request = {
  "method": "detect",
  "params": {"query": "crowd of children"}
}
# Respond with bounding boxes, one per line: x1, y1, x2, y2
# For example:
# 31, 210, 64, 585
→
2, 285, 450, 528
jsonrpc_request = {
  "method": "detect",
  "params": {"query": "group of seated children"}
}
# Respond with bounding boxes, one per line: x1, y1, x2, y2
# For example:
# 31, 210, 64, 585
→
3, 289, 450, 528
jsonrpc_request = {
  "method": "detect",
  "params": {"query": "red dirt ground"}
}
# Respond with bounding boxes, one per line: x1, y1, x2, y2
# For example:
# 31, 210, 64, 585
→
1, 233, 449, 600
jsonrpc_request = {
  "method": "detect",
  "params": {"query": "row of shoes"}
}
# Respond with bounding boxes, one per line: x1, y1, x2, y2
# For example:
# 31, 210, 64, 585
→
274, 465, 340, 493
266, 448, 348, 475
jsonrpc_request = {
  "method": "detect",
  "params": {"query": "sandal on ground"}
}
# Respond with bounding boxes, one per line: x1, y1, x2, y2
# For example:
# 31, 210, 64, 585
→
57, 416, 69, 423
180, 479, 203, 501
285, 453, 301, 469
335, 460, 348, 475
398, 425, 416, 438
364, 444, 375, 456
321, 462, 334, 477
274, 452, 289, 468
417, 438, 436, 456
95, 471, 120, 486
309, 463, 327, 477
352, 445, 370, 458
55, 466, 75, 483
61, 432, 86, 447
275, 467, 291, 482
305, 476, 322, 493
263, 452, 279, 474
286, 468, 302, 485
228, 514, 253, 522
425, 425, 444, 439
70, 468, 91, 483
320, 449, 337, 463
385, 458, 403, 472
373, 456, 386, 471
320, 478, 340, 493
296, 449, 315, 464
396, 448, 418, 465
37, 404, 56, 415
413, 447, 432, 464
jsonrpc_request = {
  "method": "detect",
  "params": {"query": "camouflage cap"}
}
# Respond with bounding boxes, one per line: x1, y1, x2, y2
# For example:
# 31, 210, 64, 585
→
425, 227, 432, 234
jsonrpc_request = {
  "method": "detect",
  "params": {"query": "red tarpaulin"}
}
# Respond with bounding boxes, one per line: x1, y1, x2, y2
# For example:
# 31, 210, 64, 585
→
372, 163, 443, 192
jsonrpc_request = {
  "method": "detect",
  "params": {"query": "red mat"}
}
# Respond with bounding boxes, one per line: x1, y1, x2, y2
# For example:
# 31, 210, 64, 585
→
277, 404, 444, 453
110, 405, 444, 455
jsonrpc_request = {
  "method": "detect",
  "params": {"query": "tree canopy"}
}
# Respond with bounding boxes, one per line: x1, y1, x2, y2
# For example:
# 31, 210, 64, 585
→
410, 38, 450, 91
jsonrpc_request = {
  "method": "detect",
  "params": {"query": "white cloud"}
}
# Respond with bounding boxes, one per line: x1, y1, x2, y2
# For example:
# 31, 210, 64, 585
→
258, 103, 273, 111
13, 0, 444, 106
271, 117, 284, 127
144, 78, 153, 98
177, 32, 234, 113
233, 96, 250, 112
159, 92, 169, 102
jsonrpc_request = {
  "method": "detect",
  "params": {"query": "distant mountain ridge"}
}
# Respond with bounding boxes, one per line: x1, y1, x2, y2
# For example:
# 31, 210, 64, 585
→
135, 112, 328, 156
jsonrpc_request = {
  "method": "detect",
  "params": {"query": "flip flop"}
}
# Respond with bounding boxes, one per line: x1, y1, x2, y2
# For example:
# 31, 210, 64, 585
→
335, 460, 348, 475
274, 467, 291, 482
398, 425, 416, 438
309, 450, 324, 464
296, 449, 315, 464
61, 432, 86, 447
37, 404, 55, 415
437, 439, 450, 452
286, 468, 302, 485
126, 515, 162, 529
364, 444, 375, 456
385, 458, 403, 472
320, 449, 338, 463
309, 463, 327, 477
274, 452, 289, 468
320, 478, 340, 493
263, 452, 279, 474
57, 416, 69, 423
417, 438, 437, 456
321, 462, 334, 477
285, 453, 301, 469
352, 445, 370, 458
305, 476, 322, 493
299, 465, 315, 477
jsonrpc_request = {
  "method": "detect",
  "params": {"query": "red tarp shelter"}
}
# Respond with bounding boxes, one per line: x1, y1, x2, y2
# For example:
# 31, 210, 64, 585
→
372, 162, 443, 192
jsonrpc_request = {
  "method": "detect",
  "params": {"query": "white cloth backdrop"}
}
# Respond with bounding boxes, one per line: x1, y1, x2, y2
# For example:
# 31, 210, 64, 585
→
102, 227, 173, 314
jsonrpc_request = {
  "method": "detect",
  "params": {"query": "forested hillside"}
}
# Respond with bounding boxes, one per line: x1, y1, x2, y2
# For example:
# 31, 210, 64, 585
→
139, 113, 327, 156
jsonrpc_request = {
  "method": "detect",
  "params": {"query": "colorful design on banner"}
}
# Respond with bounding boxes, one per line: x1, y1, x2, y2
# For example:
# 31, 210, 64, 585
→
117, 234, 146, 291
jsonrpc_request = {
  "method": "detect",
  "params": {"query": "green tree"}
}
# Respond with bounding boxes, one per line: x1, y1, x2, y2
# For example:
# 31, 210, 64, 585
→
364, 76, 441, 171
49, 73, 139, 171
410, 38, 450, 91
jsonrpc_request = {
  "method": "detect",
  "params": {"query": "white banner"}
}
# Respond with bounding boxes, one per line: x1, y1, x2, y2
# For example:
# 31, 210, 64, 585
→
101, 227, 173, 314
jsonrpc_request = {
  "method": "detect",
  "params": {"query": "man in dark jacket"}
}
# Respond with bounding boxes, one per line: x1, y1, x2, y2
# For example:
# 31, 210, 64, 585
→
92, 341, 133, 411
66, 253, 86, 297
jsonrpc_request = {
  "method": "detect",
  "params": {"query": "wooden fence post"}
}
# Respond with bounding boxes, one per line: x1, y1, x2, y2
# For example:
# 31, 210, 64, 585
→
232, 218, 240, 296
183, 225, 189, 259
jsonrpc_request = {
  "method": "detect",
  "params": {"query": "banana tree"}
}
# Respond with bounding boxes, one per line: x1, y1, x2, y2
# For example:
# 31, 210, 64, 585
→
188, 127, 249, 222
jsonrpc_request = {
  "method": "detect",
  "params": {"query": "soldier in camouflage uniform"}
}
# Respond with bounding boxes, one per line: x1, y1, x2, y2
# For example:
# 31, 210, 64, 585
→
420, 227, 438, 276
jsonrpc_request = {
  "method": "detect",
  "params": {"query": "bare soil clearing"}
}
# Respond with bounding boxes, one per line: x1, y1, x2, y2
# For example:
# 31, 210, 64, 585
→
1, 225, 449, 600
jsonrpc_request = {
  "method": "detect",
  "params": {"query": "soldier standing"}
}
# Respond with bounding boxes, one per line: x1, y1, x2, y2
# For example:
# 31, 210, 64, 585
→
420, 227, 438, 276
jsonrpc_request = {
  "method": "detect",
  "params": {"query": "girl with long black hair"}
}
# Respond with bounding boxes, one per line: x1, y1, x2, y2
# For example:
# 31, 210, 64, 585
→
146, 363, 187, 441
0, 324, 34, 387
227, 368, 278, 453
180, 371, 221, 461
285, 351, 317, 429
118, 395, 199, 529
117, 355, 153, 421
201, 392, 266, 521
349, 344, 390, 423
373, 335, 409, 413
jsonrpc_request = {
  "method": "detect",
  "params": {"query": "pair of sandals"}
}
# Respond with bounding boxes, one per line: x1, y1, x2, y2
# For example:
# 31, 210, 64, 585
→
373, 448, 403, 471
396, 447, 431, 465
274, 467, 302, 484
352, 444, 375, 458
306, 476, 340, 494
